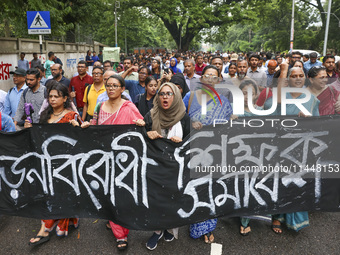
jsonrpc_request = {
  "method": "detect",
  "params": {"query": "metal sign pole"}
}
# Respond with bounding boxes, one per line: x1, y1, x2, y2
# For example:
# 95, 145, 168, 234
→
289, 0, 295, 54
115, 1, 120, 48
39, 35, 43, 54
323, 0, 332, 56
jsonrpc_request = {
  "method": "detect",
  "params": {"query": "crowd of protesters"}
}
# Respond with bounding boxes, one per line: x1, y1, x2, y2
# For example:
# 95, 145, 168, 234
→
1, 49, 340, 251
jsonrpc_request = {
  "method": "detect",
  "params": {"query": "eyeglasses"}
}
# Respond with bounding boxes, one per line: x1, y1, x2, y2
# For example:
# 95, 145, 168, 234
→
202, 74, 219, 81
77, 66, 86, 69
105, 84, 122, 90
159, 92, 174, 97
92, 72, 103, 76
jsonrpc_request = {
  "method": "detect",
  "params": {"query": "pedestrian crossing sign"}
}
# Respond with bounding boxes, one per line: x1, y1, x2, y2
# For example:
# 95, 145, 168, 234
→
27, 11, 51, 34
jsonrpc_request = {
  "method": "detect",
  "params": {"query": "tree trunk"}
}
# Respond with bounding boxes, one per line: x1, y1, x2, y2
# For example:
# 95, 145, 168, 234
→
4, 18, 11, 37
162, 18, 197, 52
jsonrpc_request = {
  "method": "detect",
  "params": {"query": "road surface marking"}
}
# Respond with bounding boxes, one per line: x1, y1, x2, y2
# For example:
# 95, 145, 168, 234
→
210, 243, 223, 255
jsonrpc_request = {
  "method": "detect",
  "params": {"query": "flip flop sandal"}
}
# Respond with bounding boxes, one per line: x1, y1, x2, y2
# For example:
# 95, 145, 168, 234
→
204, 232, 214, 244
106, 221, 111, 230
29, 235, 50, 246
240, 225, 251, 236
272, 224, 282, 234
117, 240, 128, 251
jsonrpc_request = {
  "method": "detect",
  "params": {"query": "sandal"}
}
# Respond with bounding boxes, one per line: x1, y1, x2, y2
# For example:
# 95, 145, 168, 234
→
272, 220, 282, 234
204, 232, 214, 244
106, 221, 111, 230
240, 225, 251, 236
117, 240, 128, 251
29, 235, 50, 246
272, 224, 282, 234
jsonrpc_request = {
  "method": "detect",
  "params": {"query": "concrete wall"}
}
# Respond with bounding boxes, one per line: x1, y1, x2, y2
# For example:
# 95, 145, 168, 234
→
0, 37, 107, 92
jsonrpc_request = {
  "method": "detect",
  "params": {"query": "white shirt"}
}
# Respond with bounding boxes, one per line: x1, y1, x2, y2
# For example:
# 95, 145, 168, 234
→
0, 90, 7, 112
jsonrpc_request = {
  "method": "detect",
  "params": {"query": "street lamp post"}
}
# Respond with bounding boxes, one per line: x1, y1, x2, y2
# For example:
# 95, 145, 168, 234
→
125, 28, 127, 55
115, 1, 120, 48
289, 0, 295, 54
323, 0, 332, 56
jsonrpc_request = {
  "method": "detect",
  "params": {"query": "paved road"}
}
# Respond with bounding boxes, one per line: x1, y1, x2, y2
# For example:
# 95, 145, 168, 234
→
0, 212, 339, 254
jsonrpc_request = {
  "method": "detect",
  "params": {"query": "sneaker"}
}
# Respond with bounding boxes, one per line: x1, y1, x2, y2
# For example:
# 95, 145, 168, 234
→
164, 230, 174, 242
146, 231, 164, 250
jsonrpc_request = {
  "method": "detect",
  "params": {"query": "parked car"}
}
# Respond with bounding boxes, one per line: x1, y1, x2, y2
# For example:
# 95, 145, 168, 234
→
293, 49, 321, 58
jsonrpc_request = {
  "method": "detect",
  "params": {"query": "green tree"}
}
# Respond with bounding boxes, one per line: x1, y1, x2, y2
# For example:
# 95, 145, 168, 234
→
126, 0, 263, 51
0, 0, 73, 38
210, 0, 323, 53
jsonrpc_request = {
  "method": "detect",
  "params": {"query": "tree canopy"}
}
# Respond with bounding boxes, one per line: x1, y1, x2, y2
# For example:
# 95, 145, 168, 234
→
0, 0, 339, 54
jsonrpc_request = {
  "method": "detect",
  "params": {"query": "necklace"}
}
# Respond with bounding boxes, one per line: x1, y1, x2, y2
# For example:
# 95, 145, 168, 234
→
53, 109, 64, 116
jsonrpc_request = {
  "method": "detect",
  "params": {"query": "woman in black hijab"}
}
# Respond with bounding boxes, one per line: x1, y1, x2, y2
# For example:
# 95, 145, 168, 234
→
170, 73, 190, 98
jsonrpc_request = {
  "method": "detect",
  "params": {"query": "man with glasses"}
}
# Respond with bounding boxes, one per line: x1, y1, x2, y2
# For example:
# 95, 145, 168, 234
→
82, 66, 105, 121
289, 51, 302, 66
70, 60, 93, 116
96, 70, 132, 105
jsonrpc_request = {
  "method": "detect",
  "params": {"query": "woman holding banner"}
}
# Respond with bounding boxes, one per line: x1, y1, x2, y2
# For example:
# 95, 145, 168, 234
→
73, 75, 144, 251
27, 81, 83, 246
270, 63, 319, 234
182, 65, 233, 243
307, 66, 340, 116
142, 82, 190, 250
235, 80, 271, 235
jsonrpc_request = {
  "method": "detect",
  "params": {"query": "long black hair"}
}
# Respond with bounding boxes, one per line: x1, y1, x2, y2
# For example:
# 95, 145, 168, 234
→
39, 81, 71, 123
145, 75, 157, 86
170, 73, 190, 98
151, 59, 161, 75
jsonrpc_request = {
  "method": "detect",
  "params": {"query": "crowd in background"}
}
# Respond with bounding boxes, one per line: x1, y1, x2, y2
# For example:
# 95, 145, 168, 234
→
1, 48, 340, 251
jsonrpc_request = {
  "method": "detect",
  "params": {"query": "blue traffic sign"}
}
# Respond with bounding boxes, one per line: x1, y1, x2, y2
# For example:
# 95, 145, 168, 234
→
27, 11, 51, 34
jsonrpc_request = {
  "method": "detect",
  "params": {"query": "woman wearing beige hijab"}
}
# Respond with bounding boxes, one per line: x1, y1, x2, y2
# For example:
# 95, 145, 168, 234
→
143, 82, 191, 250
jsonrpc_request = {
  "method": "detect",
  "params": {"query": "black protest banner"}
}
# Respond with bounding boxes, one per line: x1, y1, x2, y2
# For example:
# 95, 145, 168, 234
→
0, 116, 340, 230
